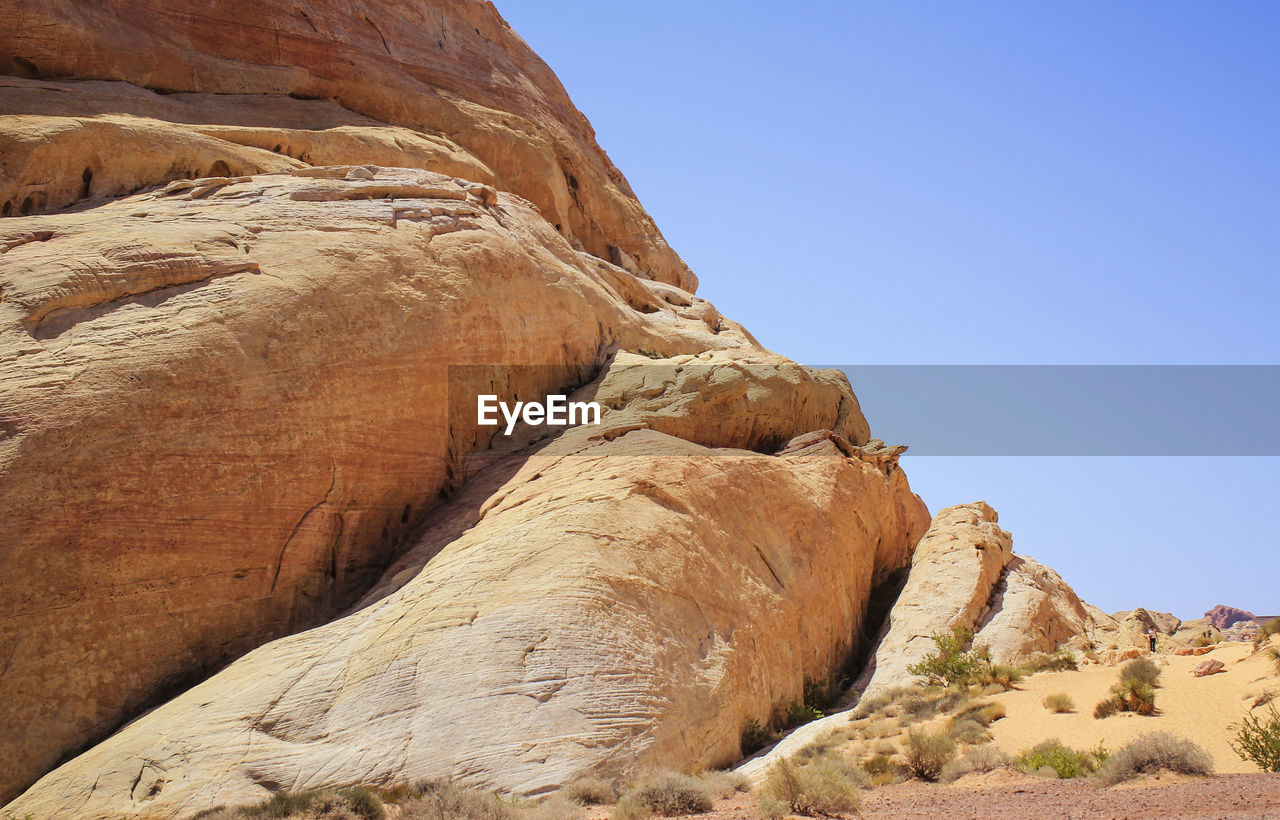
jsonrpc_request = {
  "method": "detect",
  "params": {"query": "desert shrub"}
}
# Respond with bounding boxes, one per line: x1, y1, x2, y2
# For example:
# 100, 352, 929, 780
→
758, 756, 861, 818
907, 627, 994, 688
1117, 678, 1158, 716
518, 795, 586, 820
1016, 740, 1093, 779
862, 753, 895, 777
1192, 636, 1213, 648
1097, 732, 1213, 785
1120, 658, 1161, 688
947, 717, 991, 745
783, 699, 824, 728
940, 744, 1010, 783
609, 797, 653, 820
1230, 704, 1280, 772
741, 718, 772, 755
400, 781, 513, 820
980, 702, 1006, 723
756, 797, 791, 820
240, 791, 321, 818
852, 687, 903, 719
862, 717, 897, 738
1022, 649, 1079, 674
562, 778, 617, 806
338, 788, 385, 820
984, 664, 1024, 690
1043, 693, 1075, 714
625, 773, 712, 817
1093, 696, 1123, 719
1269, 647, 1280, 674
1255, 618, 1280, 648
698, 770, 750, 799
902, 728, 956, 781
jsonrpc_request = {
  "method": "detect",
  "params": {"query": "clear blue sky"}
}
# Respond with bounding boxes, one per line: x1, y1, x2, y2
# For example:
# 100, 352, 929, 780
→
499, 2, 1279, 619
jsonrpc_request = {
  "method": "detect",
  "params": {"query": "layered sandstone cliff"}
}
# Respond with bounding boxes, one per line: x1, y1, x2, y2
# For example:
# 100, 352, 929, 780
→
0, 2, 935, 814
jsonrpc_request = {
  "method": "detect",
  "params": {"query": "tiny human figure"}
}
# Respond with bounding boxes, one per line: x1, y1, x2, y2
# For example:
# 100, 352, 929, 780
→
1147, 628, 1158, 653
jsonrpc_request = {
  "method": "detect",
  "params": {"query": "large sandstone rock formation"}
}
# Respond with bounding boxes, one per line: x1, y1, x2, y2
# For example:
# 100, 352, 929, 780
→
6, 385, 928, 820
856, 502, 1114, 699
0, 1, 932, 813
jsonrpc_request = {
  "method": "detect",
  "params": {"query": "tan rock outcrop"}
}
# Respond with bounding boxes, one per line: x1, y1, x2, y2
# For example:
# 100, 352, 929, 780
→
0, 2, 938, 807
5, 386, 928, 820
972, 556, 1116, 662
855, 502, 1012, 698
0, 0, 693, 290
0, 162, 746, 805
856, 502, 1115, 698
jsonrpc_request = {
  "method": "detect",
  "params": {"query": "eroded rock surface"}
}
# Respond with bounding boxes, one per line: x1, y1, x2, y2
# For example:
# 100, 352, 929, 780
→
0, 0, 692, 289
856, 502, 1114, 698
5, 373, 928, 819
0, 1, 936, 810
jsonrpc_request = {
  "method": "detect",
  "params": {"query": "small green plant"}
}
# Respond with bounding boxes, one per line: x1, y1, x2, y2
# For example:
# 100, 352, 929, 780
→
1230, 704, 1280, 772
902, 728, 956, 781
759, 755, 862, 818
1043, 693, 1075, 714
907, 627, 993, 688
1098, 732, 1213, 785
1016, 740, 1094, 779
741, 718, 772, 755
1118, 677, 1158, 715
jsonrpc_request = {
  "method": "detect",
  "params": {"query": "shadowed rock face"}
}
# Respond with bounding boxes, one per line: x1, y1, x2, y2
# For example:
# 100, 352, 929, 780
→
0, 1, 933, 812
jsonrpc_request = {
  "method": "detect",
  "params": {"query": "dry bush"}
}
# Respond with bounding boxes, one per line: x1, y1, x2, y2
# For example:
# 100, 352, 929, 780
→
981, 702, 1007, 723
1269, 647, 1280, 675
871, 739, 897, 756
398, 781, 513, 820
1120, 658, 1161, 688
518, 795, 585, 820
622, 773, 712, 817
235, 788, 385, 820
1043, 693, 1075, 714
852, 687, 905, 719
562, 777, 617, 806
902, 728, 956, 781
1097, 732, 1213, 785
609, 797, 653, 820
1094, 695, 1123, 719
947, 717, 991, 745
1021, 649, 1079, 674
759, 755, 862, 818
863, 717, 898, 738
697, 770, 750, 799
940, 744, 1010, 783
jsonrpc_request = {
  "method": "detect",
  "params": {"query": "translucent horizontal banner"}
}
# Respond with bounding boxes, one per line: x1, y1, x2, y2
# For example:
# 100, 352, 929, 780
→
838, 365, 1280, 456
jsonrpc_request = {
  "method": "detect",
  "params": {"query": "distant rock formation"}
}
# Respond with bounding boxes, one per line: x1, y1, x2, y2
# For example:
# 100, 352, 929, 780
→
1205, 604, 1260, 630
